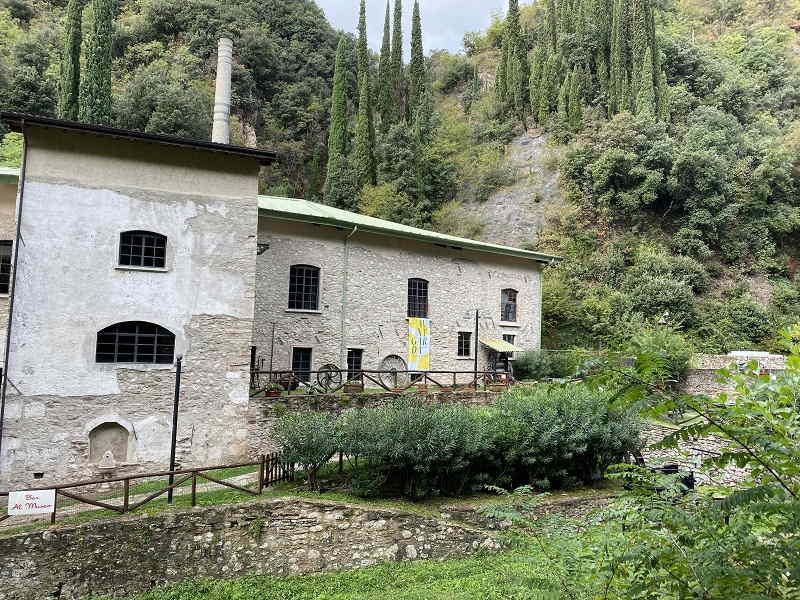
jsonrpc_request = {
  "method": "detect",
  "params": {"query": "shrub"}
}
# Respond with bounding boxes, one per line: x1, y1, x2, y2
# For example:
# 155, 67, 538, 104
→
513, 351, 577, 381
273, 411, 338, 491
490, 384, 643, 489
627, 325, 694, 385
340, 399, 493, 499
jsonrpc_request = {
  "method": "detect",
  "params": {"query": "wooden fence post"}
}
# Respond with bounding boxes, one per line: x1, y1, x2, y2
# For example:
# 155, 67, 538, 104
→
258, 455, 265, 494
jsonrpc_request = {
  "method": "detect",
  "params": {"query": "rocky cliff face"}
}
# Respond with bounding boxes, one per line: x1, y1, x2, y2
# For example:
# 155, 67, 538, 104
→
471, 129, 564, 248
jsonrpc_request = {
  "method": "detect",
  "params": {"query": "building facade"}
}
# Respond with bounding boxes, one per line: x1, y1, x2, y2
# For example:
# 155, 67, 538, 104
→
253, 198, 553, 384
0, 114, 555, 492
0, 115, 274, 491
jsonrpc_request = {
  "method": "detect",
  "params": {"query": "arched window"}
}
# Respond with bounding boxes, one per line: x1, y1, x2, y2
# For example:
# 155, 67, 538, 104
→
89, 422, 129, 463
96, 322, 175, 364
408, 278, 429, 318
288, 265, 320, 310
119, 231, 167, 268
501, 289, 518, 322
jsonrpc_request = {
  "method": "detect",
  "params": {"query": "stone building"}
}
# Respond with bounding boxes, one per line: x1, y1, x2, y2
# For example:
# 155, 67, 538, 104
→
0, 113, 275, 491
0, 113, 555, 492
254, 197, 556, 382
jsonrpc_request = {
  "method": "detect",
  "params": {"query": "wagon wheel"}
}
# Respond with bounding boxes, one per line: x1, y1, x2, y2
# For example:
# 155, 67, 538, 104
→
317, 364, 344, 392
378, 355, 409, 390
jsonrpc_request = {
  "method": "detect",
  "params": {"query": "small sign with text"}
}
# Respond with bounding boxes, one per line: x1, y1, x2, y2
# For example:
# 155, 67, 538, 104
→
7, 489, 56, 516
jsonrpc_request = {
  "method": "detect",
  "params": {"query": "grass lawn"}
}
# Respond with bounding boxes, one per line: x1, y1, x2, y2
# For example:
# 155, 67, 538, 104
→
95, 533, 595, 600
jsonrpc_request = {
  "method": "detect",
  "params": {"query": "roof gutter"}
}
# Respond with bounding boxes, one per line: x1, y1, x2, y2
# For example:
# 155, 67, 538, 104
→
257, 209, 561, 265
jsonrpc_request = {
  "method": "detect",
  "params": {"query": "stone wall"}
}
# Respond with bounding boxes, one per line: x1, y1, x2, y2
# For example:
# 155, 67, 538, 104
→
0, 497, 502, 600
641, 424, 748, 486
253, 218, 543, 376
681, 353, 787, 397
248, 389, 500, 456
0, 127, 260, 492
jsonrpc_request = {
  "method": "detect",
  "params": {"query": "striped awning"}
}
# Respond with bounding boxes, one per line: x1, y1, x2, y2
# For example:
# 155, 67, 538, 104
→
480, 339, 526, 353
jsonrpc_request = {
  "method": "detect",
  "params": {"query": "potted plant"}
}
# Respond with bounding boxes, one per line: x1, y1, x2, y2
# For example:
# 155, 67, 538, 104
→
264, 383, 283, 398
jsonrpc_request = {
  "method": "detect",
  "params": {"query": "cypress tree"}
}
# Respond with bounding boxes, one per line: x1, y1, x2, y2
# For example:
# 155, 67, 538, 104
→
356, 0, 377, 186
357, 0, 369, 80
568, 66, 583, 131
657, 69, 670, 121
609, 0, 627, 114
378, 0, 393, 130
538, 54, 560, 123
529, 46, 546, 120
496, 43, 509, 104
636, 47, 656, 116
79, 0, 115, 125
545, 0, 558, 52
557, 74, 569, 124
409, 0, 425, 112
505, 0, 530, 119
390, 0, 405, 121
59, 0, 84, 120
324, 37, 349, 203
354, 74, 377, 187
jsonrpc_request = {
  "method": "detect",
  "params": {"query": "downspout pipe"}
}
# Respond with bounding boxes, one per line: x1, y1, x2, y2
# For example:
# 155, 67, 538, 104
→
339, 225, 358, 368
0, 119, 28, 473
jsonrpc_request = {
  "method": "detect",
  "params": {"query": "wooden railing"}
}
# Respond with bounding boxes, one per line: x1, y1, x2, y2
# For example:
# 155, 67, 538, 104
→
0, 453, 293, 525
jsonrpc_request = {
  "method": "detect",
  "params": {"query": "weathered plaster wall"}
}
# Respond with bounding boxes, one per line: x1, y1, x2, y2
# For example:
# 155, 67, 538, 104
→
0, 180, 17, 362
248, 389, 500, 456
0, 497, 502, 600
253, 218, 542, 378
0, 127, 260, 491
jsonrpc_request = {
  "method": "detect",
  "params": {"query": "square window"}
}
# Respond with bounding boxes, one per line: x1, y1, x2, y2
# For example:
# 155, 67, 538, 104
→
119, 231, 166, 268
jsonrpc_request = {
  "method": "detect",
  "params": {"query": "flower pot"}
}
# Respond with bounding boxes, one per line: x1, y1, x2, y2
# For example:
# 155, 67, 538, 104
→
266, 390, 282, 397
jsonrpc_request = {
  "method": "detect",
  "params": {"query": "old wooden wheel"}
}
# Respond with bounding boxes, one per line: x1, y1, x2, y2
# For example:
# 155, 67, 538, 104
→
378, 355, 409, 390
316, 364, 344, 392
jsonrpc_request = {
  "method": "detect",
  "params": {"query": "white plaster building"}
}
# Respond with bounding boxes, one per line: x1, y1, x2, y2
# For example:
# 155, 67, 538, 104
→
0, 113, 556, 492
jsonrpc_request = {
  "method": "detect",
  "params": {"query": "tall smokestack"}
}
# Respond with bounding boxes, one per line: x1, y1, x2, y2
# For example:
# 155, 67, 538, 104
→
212, 37, 233, 145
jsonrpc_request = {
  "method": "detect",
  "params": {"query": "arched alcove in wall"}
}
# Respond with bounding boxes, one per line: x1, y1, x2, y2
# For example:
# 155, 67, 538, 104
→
89, 422, 130, 463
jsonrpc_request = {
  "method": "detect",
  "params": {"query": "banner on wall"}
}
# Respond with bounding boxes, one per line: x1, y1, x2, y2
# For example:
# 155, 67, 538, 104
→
407, 318, 431, 372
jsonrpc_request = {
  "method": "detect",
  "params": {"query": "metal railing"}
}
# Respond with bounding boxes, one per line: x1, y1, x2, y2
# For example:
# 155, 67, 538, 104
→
250, 368, 512, 396
0, 453, 293, 525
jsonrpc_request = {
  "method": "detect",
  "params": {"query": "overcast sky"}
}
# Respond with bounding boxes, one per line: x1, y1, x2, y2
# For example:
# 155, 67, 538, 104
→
315, 0, 509, 55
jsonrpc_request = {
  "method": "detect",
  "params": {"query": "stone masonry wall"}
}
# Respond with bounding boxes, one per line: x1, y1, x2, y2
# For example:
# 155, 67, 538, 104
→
253, 218, 543, 377
681, 353, 787, 397
0, 497, 502, 600
248, 389, 500, 456
1, 128, 260, 492
641, 424, 748, 486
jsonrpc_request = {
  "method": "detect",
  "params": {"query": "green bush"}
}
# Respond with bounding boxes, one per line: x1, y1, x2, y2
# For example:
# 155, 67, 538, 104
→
489, 384, 643, 489
273, 411, 338, 491
340, 399, 492, 499
626, 325, 694, 386
513, 351, 577, 381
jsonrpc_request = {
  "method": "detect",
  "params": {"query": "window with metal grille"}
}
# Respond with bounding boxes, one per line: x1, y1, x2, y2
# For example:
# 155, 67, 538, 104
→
0, 241, 11, 294
501, 289, 518, 322
458, 332, 472, 357
288, 265, 320, 310
96, 322, 175, 364
502, 334, 516, 346
292, 347, 313, 382
347, 349, 363, 381
119, 231, 167, 268
407, 278, 429, 318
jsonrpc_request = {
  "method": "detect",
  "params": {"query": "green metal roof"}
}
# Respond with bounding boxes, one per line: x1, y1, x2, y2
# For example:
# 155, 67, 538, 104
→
258, 195, 560, 264
0, 166, 19, 183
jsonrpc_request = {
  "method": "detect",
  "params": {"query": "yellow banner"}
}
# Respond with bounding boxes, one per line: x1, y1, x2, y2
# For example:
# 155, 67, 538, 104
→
407, 318, 431, 372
